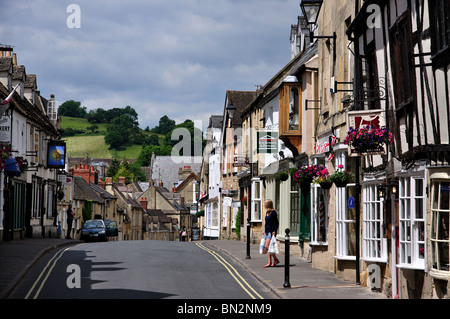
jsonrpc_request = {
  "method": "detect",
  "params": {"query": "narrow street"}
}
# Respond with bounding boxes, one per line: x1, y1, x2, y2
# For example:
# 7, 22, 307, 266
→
9, 240, 274, 300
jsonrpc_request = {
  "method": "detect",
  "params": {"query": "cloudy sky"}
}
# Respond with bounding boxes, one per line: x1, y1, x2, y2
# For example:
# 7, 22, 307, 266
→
1, 0, 300, 130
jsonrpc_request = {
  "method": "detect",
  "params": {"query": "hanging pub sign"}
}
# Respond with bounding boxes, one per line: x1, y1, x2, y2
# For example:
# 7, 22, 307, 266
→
257, 131, 278, 154
47, 140, 66, 168
347, 109, 387, 157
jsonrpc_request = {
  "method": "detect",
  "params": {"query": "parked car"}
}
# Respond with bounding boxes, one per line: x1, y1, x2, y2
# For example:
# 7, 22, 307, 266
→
104, 219, 118, 237
80, 220, 108, 242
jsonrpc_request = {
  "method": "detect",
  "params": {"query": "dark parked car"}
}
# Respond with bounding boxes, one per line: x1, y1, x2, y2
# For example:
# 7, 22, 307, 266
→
104, 219, 118, 237
81, 220, 108, 242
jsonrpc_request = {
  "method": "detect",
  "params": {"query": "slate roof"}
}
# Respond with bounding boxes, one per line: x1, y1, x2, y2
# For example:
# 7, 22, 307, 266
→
208, 115, 223, 129
112, 182, 142, 208
73, 176, 102, 203
156, 187, 189, 211
225, 90, 258, 126
89, 183, 117, 200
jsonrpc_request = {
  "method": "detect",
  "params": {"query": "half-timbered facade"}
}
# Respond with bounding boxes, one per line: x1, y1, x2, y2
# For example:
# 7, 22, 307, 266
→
348, 0, 450, 299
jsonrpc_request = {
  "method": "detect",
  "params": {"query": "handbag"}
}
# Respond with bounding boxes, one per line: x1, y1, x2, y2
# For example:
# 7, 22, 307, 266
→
259, 237, 267, 255
268, 236, 279, 255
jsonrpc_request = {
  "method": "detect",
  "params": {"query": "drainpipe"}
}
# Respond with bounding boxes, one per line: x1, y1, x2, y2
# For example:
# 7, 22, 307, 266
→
353, 0, 361, 286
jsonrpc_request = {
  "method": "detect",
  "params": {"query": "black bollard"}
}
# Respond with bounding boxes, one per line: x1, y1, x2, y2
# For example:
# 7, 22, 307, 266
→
246, 217, 251, 259
283, 228, 291, 288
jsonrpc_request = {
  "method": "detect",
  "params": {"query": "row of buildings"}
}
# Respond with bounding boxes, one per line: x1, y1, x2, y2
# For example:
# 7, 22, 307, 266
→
0, 46, 201, 244
198, 0, 450, 299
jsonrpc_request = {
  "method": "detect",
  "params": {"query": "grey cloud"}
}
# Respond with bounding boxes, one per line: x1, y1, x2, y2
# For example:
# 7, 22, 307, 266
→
1, 0, 299, 128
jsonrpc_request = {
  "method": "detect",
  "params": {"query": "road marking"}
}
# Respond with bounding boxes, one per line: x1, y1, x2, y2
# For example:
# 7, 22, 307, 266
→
25, 247, 71, 299
196, 242, 264, 300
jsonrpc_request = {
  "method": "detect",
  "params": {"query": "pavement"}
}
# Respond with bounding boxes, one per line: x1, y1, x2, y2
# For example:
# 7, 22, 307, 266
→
0, 237, 387, 299
204, 240, 388, 299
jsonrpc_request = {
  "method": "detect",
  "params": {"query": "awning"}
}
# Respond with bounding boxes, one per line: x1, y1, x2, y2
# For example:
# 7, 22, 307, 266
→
4, 157, 21, 177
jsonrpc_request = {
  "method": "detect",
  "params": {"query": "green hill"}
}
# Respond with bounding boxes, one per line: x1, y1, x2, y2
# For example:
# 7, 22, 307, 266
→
61, 116, 160, 159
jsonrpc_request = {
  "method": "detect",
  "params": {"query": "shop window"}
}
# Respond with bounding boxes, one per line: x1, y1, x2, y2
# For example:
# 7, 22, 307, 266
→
311, 157, 328, 244
251, 180, 262, 221
335, 152, 357, 259
398, 174, 426, 269
31, 176, 43, 218
212, 203, 219, 228
290, 182, 300, 236
431, 181, 450, 272
362, 184, 387, 261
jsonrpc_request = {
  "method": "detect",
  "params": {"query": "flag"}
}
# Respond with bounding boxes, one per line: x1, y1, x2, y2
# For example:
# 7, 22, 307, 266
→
1, 84, 19, 105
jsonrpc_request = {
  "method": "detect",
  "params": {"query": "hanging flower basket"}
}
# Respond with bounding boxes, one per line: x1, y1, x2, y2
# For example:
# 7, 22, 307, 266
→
313, 167, 334, 190
57, 190, 65, 201
345, 126, 393, 154
330, 165, 354, 188
292, 164, 325, 183
319, 181, 333, 190
0, 143, 12, 171
293, 164, 327, 194
15, 156, 28, 172
278, 171, 289, 182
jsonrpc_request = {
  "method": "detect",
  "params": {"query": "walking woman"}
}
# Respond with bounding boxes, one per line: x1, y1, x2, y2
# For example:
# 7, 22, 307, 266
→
262, 199, 280, 268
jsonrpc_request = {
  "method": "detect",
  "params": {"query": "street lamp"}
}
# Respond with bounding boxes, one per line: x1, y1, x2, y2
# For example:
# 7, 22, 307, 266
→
300, 0, 323, 25
226, 102, 237, 120
300, 0, 336, 63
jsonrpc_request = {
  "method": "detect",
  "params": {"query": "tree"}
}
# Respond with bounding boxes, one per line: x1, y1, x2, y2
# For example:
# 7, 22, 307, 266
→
58, 100, 87, 118
151, 115, 176, 135
106, 158, 121, 178
105, 130, 125, 149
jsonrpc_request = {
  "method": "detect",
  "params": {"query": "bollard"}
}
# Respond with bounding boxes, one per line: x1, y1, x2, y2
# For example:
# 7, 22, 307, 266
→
283, 228, 291, 288
246, 217, 251, 259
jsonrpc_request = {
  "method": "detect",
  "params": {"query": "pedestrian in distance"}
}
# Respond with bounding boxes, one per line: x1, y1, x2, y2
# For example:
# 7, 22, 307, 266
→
262, 199, 280, 268
66, 204, 75, 239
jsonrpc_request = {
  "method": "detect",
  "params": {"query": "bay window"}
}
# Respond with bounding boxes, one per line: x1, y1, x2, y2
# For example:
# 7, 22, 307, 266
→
398, 174, 426, 269
431, 181, 450, 273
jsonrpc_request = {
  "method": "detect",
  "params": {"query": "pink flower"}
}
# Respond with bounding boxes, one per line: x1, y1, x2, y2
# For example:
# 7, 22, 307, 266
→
338, 164, 344, 169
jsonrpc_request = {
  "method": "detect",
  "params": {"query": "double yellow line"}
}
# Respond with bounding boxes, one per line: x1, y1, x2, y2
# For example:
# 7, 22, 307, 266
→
196, 242, 264, 299
24, 247, 71, 299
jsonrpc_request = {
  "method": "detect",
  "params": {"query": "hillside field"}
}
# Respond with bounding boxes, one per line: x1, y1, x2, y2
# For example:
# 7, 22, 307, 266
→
61, 116, 155, 159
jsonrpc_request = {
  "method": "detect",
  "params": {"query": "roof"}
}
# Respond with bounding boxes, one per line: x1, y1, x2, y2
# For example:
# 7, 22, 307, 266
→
89, 183, 117, 200
225, 90, 258, 126
208, 115, 223, 129
73, 176, 102, 202
174, 172, 198, 192
112, 182, 142, 208
156, 187, 189, 211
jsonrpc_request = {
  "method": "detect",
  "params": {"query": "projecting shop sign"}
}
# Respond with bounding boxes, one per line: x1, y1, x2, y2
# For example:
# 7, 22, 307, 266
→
257, 131, 278, 154
0, 116, 11, 143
